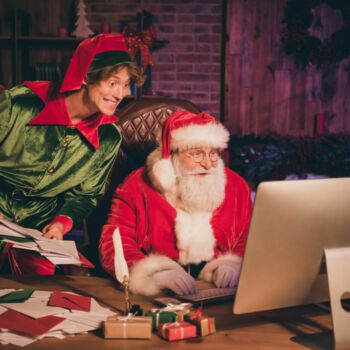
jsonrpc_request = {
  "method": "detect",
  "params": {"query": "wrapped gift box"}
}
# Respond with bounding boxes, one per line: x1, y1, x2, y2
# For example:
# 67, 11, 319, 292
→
184, 309, 216, 336
144, 309, 177, 331
175, 308, 191, 322
162, 303, 192, 322
158, 321, 197, 341
103, 316, 152, 339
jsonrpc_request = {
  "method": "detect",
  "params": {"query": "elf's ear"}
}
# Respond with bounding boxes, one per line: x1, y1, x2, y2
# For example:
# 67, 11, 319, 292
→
82, 79, 88, 85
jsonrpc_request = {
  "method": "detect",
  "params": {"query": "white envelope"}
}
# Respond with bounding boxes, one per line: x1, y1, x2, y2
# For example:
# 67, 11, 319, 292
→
37, 240, 80, 259
0, 219, 43, 240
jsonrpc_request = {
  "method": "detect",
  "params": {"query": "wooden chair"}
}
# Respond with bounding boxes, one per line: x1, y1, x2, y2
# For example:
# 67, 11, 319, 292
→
83, 97, 200, 274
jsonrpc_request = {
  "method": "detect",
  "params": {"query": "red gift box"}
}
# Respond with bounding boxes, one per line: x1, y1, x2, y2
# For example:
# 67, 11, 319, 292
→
184, 309, 216, 336
158, 321, 196, 341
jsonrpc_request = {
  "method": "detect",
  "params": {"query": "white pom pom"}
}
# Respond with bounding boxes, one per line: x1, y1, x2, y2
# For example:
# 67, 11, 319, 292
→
152, 158, 176, 191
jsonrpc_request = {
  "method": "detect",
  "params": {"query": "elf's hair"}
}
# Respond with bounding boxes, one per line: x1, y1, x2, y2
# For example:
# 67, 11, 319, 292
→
85, 62, 145, 87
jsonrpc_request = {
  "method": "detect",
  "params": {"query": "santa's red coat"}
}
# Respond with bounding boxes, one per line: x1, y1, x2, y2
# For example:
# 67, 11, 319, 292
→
99, 166, 252, 281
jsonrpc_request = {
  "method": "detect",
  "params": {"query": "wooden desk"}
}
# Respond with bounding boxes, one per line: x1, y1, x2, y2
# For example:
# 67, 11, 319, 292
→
0, 276, 334, 349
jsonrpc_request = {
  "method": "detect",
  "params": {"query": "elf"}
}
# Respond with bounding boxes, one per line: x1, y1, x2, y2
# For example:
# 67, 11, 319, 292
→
0, 33, 144, 274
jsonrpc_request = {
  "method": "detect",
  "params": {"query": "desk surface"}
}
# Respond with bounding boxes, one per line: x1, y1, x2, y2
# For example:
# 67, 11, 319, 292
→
0, 276, 333, 349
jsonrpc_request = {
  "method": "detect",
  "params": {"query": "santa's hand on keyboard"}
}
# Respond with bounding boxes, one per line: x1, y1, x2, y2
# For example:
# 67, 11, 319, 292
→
153, 268, 198, 295
198, 254, 242, 288
213, 263, 240, 288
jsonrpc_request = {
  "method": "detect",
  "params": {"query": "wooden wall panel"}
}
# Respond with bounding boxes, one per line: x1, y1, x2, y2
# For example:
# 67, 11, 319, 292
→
225, 0, 350, 136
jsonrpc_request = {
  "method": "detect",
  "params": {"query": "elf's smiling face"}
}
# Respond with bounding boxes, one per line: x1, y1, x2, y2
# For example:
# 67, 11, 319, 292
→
85, 67, 131, 116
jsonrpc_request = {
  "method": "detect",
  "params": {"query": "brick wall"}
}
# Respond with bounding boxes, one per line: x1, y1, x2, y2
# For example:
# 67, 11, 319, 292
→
85, 0, 223, 118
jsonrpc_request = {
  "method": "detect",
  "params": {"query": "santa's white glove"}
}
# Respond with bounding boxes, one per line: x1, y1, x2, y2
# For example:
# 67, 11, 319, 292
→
213, 263, 240, 288
153, 268, 198, 295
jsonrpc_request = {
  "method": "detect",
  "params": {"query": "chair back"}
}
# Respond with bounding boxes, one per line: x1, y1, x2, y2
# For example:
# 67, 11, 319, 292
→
108, 97, 200, 190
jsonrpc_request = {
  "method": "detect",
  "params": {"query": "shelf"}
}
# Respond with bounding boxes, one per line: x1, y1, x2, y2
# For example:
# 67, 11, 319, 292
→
0, 35, 167, 48
0, 35, 82, 48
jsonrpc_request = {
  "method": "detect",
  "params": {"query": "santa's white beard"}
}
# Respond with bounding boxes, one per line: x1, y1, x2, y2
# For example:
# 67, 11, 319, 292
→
172, 158, 226, 213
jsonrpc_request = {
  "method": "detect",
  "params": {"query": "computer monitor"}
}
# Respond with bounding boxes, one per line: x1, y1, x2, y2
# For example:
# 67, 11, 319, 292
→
233, 177, 350, 314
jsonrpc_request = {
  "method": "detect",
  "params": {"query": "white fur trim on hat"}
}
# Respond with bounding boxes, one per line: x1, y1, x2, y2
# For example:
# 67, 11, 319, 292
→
175, 210, 216, 265
129, 254, 182, 296
171, 122, 229, 151
198, 253, 242, 283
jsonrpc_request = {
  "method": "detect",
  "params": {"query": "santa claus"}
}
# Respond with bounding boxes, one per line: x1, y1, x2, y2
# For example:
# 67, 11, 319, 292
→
99, 111, 252, 296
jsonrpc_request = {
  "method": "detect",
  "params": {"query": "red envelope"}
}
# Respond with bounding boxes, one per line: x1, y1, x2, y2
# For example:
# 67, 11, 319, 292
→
78, 253, 95, 268
0, 309, 65, 335
49, 291, 91, 311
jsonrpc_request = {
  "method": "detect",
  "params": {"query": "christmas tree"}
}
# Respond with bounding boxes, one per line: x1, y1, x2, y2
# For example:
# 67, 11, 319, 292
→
71, 0, 94, 38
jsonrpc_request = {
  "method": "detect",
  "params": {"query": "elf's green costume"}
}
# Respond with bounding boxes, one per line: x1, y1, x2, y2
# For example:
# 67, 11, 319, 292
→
0, 34, 132, 274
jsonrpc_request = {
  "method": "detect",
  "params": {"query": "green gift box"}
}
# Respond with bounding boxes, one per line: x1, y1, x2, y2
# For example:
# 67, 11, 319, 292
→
144, 309, 177, 332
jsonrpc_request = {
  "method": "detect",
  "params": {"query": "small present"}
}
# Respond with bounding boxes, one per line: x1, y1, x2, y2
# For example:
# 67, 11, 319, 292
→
103, 315, 152, 339
184, 309, 216, 336
158, 321, 197, 341
144, 309, 177, 331
162, 303, 192, 322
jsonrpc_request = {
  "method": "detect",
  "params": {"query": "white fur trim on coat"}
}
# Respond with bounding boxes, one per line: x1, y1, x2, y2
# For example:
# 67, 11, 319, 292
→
171, 122, 229, 151
175, 210, 216, 265
129, 254, 182, 296
198, 253, 242, 283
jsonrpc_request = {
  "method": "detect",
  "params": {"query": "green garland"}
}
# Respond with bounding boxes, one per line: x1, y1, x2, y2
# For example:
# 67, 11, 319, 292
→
281, 0, 350, 68
228, 133, 350, 187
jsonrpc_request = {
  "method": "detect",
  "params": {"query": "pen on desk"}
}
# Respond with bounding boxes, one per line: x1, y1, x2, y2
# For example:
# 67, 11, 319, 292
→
112, 228, 131, 314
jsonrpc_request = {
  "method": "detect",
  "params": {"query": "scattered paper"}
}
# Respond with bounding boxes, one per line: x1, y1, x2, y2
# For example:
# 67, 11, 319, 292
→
0, 331, 37, 347
0, 288, 116, 347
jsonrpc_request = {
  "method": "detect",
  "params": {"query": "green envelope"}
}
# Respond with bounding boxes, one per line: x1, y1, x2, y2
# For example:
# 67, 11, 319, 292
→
0, 289, 34, 303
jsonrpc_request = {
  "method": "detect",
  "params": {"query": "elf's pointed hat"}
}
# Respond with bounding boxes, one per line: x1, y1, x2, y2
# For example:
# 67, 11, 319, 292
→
151, 111, 230, 192
60, 33, 132, 93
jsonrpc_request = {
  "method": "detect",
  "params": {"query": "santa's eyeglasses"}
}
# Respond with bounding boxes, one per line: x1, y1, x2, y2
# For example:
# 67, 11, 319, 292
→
181, 149, 221, 163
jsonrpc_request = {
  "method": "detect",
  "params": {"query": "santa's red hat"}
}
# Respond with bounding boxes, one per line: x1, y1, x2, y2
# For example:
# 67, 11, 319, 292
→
60, 33, 132, 93
161, 111, 229, 157
150, 111, 230, 192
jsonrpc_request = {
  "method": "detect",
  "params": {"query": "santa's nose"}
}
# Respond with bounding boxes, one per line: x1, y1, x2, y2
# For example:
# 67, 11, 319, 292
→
199, 155, 213, 170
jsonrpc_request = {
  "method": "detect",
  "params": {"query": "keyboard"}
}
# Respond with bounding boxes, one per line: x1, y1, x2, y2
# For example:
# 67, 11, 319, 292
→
176, 287, 236, 304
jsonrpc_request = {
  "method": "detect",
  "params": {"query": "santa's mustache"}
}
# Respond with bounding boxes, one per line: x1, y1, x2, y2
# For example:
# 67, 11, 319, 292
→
180, 167, 216, 176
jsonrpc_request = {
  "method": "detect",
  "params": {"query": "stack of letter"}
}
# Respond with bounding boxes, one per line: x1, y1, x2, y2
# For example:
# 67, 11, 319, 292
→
0, 219, 86, 266
0, 288, 115, 347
